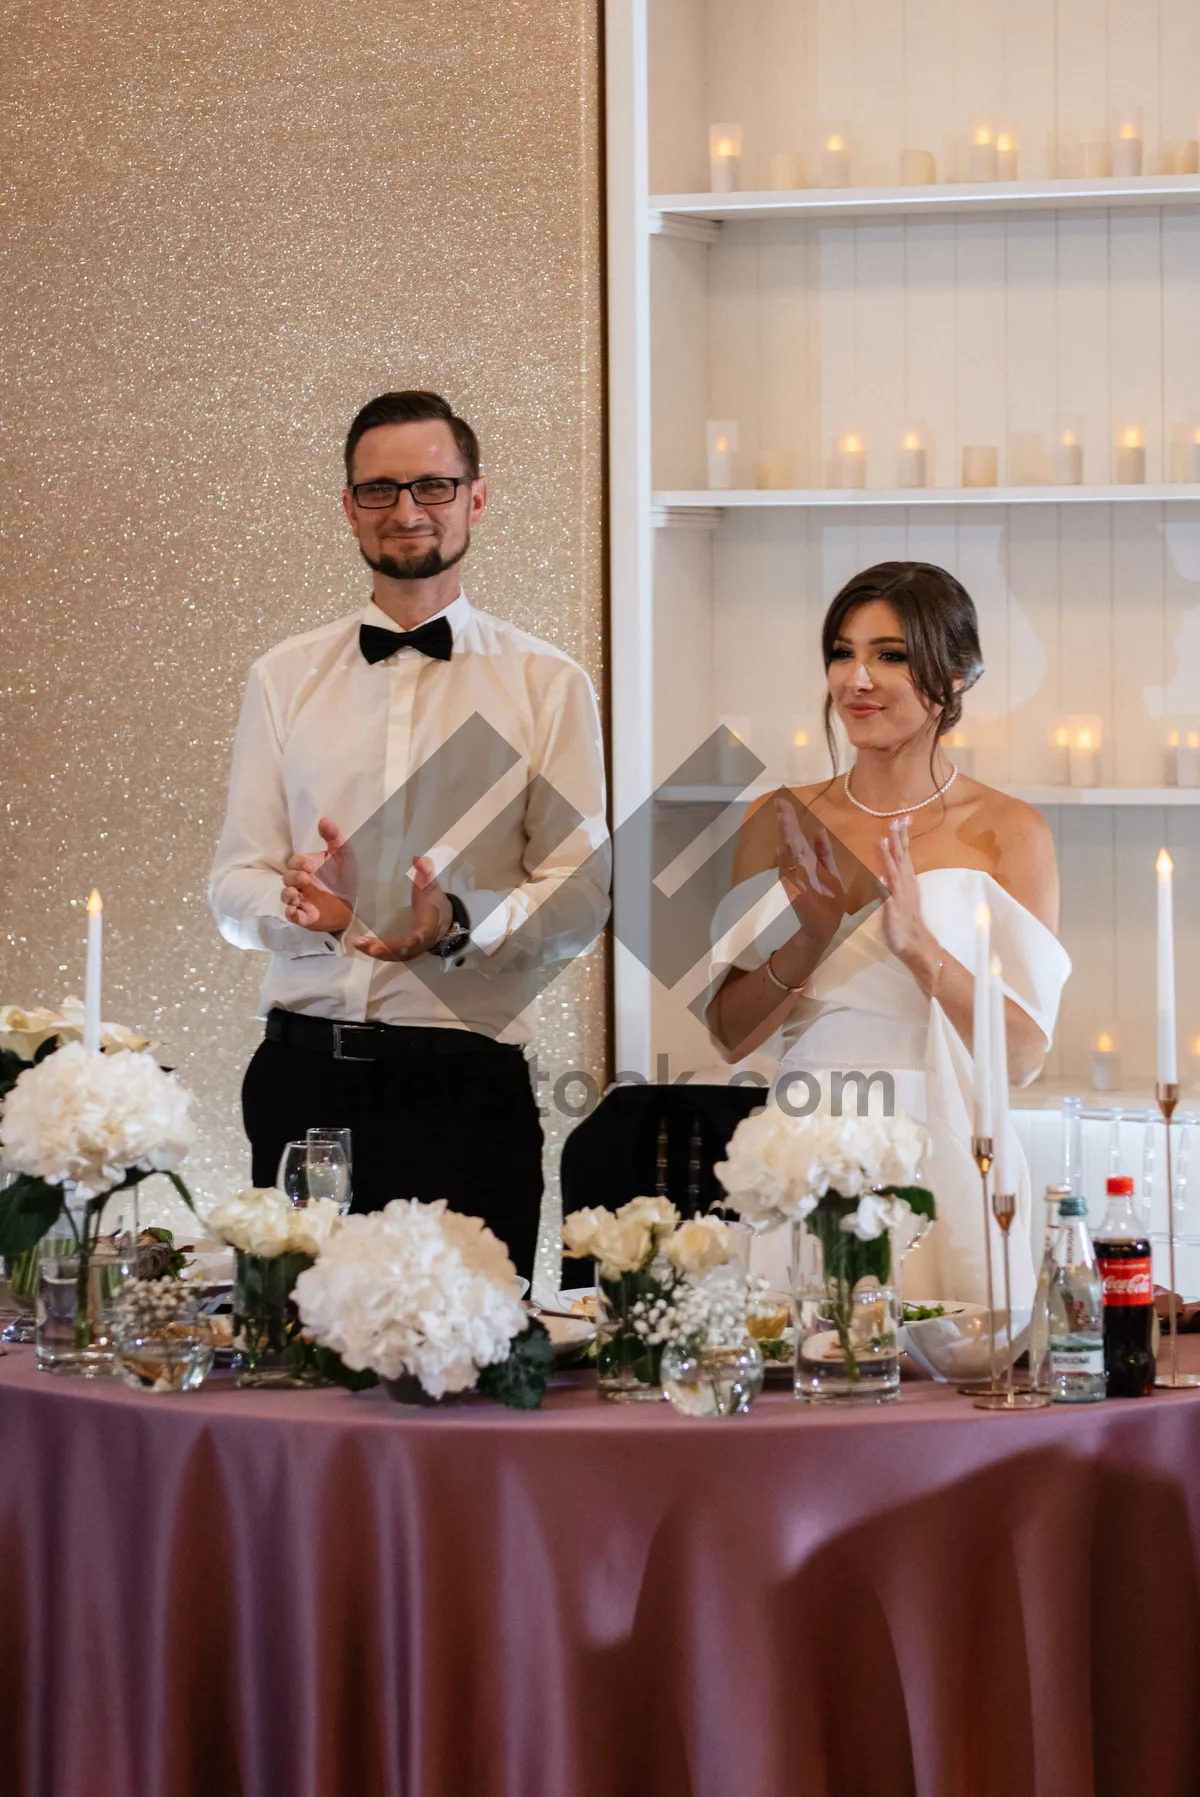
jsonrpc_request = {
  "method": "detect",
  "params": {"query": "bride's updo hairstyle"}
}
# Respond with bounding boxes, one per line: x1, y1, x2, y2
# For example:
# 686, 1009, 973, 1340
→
820, 560, 984, 769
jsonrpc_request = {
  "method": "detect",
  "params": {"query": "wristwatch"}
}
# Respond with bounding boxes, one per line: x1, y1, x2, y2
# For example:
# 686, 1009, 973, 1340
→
429, 892, 471, 961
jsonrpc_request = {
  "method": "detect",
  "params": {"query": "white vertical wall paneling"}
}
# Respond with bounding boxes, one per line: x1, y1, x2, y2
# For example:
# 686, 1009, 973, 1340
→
954, 219, 1007, 480
904, 220, 957, 488
653, 531, 715, 779
952, 0, 1006, 184
757, 223, 817, 488
1053, 0, 1108, 174
1108, 209, 1165, 482
813, 0, 855, 172
851, 0, 903, 188
1159, 0, 1200, 165
1058, 507, 1113, 777
647, 0, 707, 192
901, 0, 958, 185
1111, 506, 1166, 787
650, 238, 711, 489
1113, 808, 1164, 1077
1005, 508, 1061, 785
954, 510, 1012, 778
1002, 0, 1057, 182
1005, 217, 1058, 484
1055, 216, 1111, 482
1161, 215, 1200, 479
1106, 0, 1161, 171
1056, 808, 1116, 1079
760, 0, 810, 181
707, 224, 760, 485
704, 0, 760, 185
854, 223, 906, 489
818, 223, 857, 477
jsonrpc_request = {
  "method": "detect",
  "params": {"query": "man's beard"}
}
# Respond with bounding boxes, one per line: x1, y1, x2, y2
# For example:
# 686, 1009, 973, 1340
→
360, 532, 470, 583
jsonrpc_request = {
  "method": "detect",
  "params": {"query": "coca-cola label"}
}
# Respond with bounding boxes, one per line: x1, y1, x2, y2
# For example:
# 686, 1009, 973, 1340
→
1098, 1256, 1154, 1306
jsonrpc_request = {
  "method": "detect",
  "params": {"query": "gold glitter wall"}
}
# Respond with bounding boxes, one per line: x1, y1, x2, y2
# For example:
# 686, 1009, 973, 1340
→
0, 0, 606, 1268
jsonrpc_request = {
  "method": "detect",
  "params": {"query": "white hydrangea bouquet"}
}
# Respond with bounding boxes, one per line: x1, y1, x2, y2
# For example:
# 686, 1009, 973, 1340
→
715, 1106, 934, 1389
0, 1010, 195, 1361
562, 1197, 739, 1399
206, 1186, 346, 1387
294, 1199, 554, 1409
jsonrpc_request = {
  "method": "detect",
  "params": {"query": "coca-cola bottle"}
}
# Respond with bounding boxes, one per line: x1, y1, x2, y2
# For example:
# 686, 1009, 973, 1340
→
1093, 1175, 1156, 1398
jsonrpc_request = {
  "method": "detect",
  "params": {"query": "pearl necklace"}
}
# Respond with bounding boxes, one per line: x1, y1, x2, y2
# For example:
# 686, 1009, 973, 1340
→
842, 763, 958, 819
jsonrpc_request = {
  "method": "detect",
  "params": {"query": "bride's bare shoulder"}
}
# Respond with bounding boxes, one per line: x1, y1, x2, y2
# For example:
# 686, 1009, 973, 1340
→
957, 778, 1058, 924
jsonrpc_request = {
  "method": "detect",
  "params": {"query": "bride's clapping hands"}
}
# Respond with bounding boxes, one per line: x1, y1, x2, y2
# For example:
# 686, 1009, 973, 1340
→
878, 817, 937, 970
774, 796, 845, 953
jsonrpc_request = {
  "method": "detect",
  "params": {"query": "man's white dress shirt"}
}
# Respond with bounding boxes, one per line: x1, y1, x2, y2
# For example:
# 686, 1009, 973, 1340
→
208, 591, 609, 1043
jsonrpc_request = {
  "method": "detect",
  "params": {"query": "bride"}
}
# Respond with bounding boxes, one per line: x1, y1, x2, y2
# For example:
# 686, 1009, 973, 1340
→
706, 560, 1071, 1308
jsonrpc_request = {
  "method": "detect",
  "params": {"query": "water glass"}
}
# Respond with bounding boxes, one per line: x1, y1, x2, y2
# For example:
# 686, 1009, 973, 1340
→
277, 1138, 350, 1212
307, 1127, 353, 1206
113, 1278, 215, 1393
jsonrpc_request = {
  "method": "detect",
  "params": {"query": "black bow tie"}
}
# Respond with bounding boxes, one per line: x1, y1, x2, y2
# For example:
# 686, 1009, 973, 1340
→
359, 617, 453, 665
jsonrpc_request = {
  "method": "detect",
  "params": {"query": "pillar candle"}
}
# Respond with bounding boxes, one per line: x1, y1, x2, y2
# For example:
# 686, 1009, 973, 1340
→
962, 446, 998, 488
709, 125, 742, 194
1068, 727, 1099, 787
1112, 122, 1143, 178
969, 127, 998, 182
898, 433, 927, 488
973, 902, 992, 1140
786, 725, 813, 785
706, 421, 737, 490
84, 889, 103, 1054
989, 955, 1013, 1195
717, 715, 751, 789
1092, 1033, 1121, 1092
821, 135, 850, 187
1170, 729, 1200, 787
1158, 848, 1178, 1087
996, 133, 1019, 180
1054, 431, 1084, 485
1116, 429, 1146, 484
832, 434, 866, 488
1187, 431, 1200, 482
900, 149, 936, 185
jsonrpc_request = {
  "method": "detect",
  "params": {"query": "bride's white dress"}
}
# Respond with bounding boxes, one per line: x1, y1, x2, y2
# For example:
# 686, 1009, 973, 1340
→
709, 867, 1072, 1308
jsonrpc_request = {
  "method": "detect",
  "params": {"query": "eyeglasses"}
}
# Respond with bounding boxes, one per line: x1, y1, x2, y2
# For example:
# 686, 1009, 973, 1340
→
350, 476, 469, 509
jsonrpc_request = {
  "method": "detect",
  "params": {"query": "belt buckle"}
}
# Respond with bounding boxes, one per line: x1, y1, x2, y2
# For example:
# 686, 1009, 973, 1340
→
332, 1022, 377, 1062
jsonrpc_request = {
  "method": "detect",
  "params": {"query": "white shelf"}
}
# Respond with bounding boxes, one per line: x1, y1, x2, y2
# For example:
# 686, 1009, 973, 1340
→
651, 175, 1200, 229
658, 785, 1200, 808
653, 486, 1200, 522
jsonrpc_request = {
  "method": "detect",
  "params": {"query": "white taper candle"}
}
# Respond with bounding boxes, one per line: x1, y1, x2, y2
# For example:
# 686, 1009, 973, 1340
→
973, 902, 992, 1138
989, 954, 1012, 1194
84, 889, 103, 1054
1157, 849, 1178, 1086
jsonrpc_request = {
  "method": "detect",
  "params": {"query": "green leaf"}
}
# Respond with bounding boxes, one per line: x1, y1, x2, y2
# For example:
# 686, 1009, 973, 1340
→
0, 1175, 64, 1256
0, 1047, 29, 1100
478, 1318, 555, 1411
878, 1183, 938, 1221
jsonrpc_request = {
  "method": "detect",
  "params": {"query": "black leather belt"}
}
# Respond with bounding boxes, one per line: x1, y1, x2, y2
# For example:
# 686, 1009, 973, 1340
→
264, 1008, 514, 1063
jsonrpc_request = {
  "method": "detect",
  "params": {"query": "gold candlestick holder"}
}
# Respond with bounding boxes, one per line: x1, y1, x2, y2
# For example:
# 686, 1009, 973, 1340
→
973, 1184, 1051, 1411
1154, 1082, 1200, 1389
957, 1136, 1007, 1397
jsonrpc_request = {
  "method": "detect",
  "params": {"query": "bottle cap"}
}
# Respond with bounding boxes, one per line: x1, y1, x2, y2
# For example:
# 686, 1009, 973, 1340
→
1106, 1175, 1134, 1195
1058, 1195, 1087, 1217
1044, 1182, 1073, 1203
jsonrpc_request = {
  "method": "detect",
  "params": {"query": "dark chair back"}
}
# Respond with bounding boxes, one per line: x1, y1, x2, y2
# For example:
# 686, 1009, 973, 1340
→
559, 1082, 768, 1220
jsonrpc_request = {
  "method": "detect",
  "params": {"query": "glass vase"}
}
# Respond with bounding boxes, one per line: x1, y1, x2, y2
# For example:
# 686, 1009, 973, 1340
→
2, 1249, 39, 1344
595, 1263, 670, 1402
232, 1249, 323, 1388
36, 1227, 132, 1377
791, 1212, 901, 1403
661, 1334, 764, 1417
113, 1278, 216, 1394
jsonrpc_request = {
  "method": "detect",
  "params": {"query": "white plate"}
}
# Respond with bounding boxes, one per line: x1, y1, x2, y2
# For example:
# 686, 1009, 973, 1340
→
536, 1286, 597, 1319
540, 1313, 595, 1353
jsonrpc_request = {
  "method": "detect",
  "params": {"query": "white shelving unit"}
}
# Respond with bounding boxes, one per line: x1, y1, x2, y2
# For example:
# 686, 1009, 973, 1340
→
606, 0, 1200, 1089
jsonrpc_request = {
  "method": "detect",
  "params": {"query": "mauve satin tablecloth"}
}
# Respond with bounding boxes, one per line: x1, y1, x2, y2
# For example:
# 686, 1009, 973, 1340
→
3, 1345, 1200, 1797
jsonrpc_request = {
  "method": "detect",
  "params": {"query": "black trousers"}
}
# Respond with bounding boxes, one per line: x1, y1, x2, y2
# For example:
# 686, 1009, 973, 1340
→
240, 1028, 545, 1283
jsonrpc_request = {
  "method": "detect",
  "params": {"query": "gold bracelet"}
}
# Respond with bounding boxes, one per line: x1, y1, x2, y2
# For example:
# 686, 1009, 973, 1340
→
765, 950, 808, 994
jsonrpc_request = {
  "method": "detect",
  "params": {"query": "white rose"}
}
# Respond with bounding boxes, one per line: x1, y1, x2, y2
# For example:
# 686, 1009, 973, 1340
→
289, 1197, 344, 1257
840, 1192, 912, 1241
592, 1214, 654, 1278
562, 1206, 610, 1260
618, 1195, 680, 1236
665, 1215, 734, 1277
0, 1005, 70, 1061
57, 996, 151, 1055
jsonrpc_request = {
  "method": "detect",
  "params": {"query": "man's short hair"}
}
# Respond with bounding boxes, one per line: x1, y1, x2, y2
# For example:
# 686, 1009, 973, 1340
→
344, 391, 481, 483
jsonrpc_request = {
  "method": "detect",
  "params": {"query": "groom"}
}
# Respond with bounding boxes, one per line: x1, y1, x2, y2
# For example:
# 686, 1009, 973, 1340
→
208, 390, 609, 1279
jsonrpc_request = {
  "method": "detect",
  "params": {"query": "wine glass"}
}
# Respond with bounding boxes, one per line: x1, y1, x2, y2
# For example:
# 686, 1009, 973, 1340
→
307, 1127, 353, 1208
276, 1139, 350, 1213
